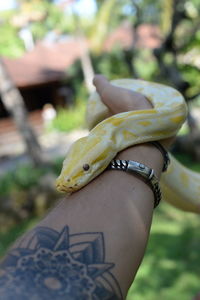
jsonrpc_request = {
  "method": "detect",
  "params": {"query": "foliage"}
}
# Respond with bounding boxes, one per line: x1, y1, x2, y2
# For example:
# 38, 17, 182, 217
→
0, 158, 63, 233
108, 0, 200, 106
30, 2, 70, 41
134, 49, 158, 80
173, 153, 200, 173
0, 158, 63, 197
94, 50, 131, 79
127, 201, 200, 300
180, 65, 200, 98
88, 0, 117, 55
64, 49, 132, 96
0, 15, 25, 57
0, 0, 74, 57
50, 99, 86, 132
0, 217, 39, 257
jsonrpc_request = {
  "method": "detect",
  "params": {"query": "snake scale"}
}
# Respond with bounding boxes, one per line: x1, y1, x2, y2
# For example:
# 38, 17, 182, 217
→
56, 79, 200, 213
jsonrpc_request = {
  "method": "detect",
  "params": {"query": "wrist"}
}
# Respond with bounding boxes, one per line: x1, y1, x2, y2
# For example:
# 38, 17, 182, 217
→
116, 143, 164, 179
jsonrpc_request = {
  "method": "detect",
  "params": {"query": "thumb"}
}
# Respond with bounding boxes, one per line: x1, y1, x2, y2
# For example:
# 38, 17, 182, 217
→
93, 74, 111, 104
93, 74, 124, 112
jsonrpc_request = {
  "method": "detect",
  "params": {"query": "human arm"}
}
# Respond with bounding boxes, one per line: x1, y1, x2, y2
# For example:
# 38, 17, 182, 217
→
0, 76, 170, 299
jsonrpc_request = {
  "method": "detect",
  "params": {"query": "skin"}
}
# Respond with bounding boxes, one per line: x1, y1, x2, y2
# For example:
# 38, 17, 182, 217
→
0, 75, 175, 299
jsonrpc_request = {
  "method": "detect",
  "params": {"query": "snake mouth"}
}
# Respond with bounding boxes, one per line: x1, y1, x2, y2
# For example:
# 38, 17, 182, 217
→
56, 185, 74, 193
65, 183, 80, 192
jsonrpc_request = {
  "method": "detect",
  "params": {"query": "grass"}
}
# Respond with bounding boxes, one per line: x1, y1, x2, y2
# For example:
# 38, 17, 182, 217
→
0, 217, 39, 257
0, 157, 63, 196
50, 101, 86, 132
127, 154, 200, 300
127, 202, 200, 300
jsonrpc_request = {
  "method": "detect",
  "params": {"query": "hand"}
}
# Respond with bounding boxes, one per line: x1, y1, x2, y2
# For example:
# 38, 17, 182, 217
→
93, 74, 153, 113
93, 74, 175, 149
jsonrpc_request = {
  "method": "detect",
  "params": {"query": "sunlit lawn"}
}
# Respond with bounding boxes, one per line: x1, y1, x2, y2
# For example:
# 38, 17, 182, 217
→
127, 202, 200, 300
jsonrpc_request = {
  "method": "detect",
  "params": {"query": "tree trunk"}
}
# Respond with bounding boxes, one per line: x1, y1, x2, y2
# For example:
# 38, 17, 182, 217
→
78, 36, 95, 94
0, 59, 47, 166
72, 10, 95, 94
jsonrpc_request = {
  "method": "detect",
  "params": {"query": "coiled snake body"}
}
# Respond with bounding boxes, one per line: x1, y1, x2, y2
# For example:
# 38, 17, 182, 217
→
56, 79, 200, 213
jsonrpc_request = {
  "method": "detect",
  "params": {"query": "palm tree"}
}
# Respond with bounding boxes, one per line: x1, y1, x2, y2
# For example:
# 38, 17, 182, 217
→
70, 0, 117, 93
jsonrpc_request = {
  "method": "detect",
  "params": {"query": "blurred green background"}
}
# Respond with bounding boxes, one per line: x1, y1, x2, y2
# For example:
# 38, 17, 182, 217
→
0, 0, 200, 299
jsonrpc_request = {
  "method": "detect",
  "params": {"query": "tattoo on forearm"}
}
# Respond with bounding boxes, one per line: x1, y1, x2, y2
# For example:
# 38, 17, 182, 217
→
0, 226, 122, 299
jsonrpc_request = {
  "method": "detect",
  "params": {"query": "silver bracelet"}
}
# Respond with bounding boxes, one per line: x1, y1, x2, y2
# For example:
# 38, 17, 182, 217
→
107, 159, 161, 208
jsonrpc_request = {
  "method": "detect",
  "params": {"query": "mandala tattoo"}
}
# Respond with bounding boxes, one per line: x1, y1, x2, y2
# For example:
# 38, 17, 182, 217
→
0, 226, 123, 299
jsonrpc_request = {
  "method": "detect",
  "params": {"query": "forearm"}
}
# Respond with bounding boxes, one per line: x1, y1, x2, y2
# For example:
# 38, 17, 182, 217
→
0, 143, 163, 299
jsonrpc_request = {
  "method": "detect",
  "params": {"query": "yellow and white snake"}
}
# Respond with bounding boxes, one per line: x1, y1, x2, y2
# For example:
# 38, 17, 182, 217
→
56, 79, 200, 213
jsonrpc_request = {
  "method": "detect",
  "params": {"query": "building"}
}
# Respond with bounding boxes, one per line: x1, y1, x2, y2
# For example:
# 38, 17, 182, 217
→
0, 23, 161, 118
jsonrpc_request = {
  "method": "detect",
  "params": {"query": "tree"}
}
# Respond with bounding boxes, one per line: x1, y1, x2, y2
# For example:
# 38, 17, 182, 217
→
112, 0, 200, 160
0, 59, 47, 166
152, 0, 200, 159
67, 0, 117, 93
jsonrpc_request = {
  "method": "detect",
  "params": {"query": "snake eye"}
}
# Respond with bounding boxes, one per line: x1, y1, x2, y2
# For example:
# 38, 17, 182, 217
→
83, 164, 90, 171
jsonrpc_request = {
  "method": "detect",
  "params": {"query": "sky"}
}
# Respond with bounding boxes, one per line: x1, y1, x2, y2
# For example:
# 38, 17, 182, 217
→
0, 0, 97, 15
0, 0, 17, 11
55, 0, 97, 15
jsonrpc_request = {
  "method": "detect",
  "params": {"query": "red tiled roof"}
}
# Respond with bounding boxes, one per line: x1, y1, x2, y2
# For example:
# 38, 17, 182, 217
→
104, 23, 162, 51
3, 38, 83, 88
2, 23, 161, 88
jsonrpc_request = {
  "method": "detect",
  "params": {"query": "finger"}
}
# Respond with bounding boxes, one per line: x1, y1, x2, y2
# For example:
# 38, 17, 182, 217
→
93, 74, 116, 106
93, 75, 153, 113
93, 74, 109, 92
93, 74, 128, 112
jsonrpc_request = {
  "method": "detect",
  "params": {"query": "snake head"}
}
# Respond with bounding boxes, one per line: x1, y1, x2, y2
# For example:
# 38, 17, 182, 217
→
56, 136, 114, 193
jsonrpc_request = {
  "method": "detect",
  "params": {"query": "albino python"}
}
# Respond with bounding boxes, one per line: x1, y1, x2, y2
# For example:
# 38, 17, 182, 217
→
56, 79, 200, 214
